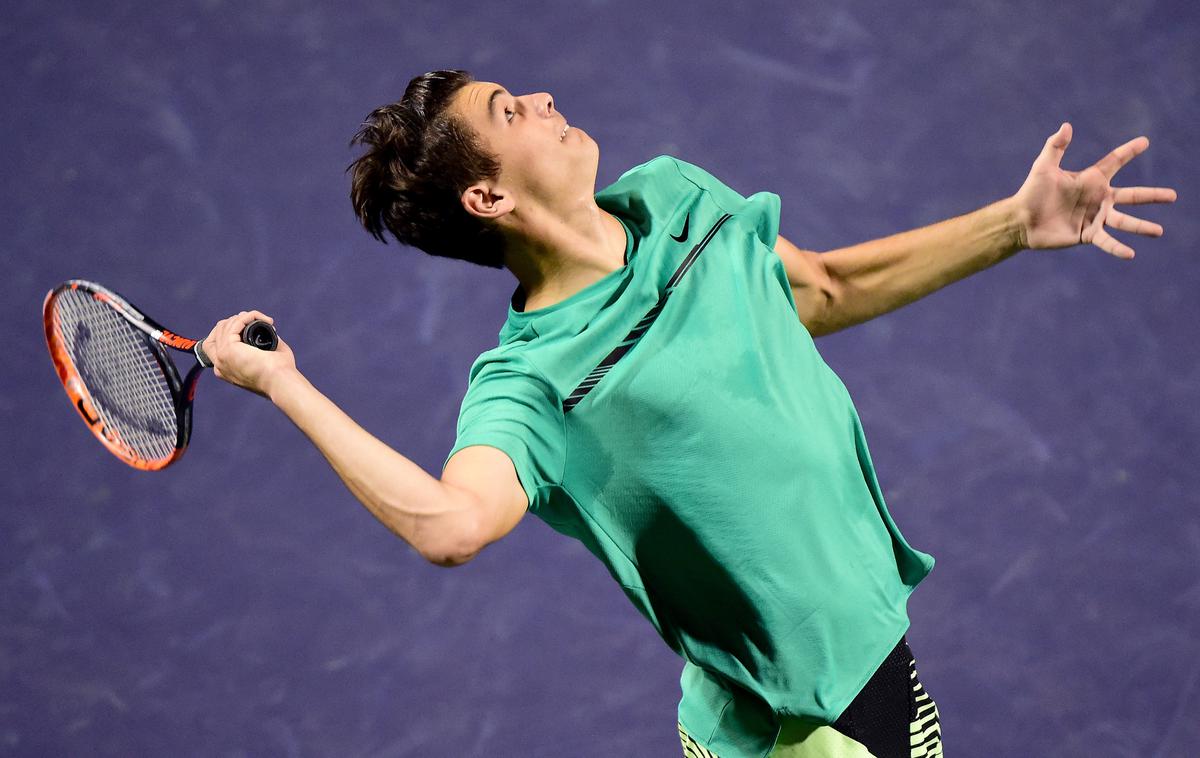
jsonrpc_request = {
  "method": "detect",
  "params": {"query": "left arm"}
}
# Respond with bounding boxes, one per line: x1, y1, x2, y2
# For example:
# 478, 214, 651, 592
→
776, 199, 1022, 337
777, 123, 1177, 338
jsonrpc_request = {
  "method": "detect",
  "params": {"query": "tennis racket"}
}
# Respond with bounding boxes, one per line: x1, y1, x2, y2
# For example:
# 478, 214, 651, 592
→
43, 279, 279, 471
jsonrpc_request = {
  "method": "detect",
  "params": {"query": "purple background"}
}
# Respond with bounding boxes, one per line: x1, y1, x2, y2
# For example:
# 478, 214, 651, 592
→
3, 1, 1198, 755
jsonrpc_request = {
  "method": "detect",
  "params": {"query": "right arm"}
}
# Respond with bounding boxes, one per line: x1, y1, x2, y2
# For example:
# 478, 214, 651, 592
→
202, 310, 527, 567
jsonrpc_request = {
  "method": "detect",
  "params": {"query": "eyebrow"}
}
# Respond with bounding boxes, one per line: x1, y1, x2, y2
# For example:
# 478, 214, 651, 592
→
486, 87, 504, 121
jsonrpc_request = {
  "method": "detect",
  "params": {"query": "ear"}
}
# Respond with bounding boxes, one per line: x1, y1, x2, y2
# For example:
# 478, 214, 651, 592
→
461, 181, 515, 221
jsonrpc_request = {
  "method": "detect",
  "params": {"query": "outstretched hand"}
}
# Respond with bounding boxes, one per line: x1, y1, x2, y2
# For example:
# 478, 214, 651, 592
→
1013, 123, 1177, 259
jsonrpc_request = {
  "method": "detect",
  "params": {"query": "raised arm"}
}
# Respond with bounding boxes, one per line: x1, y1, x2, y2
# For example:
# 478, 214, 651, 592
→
774, 123, 1177, 337
200, 310, 527, 567
775, 198, 1023, 338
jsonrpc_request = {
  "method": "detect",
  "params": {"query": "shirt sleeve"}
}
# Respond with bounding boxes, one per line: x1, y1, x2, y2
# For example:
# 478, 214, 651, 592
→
442, 351, 565, 512
666, 157, 782, 248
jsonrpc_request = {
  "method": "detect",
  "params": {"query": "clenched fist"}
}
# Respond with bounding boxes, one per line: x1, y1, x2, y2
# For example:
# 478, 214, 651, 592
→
201, 310, 297, 398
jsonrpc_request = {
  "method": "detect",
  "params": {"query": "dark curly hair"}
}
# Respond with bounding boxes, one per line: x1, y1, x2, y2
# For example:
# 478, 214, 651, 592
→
348, 70, 506, 269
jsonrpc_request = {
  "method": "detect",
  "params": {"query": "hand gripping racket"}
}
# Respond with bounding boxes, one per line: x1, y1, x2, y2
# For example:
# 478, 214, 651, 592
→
43, 279, 279, 470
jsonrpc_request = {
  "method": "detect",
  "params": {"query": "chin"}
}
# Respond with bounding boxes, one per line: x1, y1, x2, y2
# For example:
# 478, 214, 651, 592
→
577, 129, 600, 161
580, 139, 601, 188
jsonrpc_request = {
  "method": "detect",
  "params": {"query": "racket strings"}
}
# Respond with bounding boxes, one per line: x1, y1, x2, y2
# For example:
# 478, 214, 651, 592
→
52, 289, 180, 462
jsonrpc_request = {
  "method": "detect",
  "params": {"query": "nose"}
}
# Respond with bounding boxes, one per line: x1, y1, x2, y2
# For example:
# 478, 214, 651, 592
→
537, 92, 554, 118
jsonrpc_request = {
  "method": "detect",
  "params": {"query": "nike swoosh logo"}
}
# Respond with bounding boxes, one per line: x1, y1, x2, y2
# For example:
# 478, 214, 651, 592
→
670, 212, 690, 242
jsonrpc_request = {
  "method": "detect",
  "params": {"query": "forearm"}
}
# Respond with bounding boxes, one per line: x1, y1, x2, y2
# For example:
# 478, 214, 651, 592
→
820, 196, 1027, 333
267, 369, 478, 565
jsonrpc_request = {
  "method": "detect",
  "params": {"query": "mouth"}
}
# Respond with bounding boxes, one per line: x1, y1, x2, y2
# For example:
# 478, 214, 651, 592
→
559, 122, 570, 141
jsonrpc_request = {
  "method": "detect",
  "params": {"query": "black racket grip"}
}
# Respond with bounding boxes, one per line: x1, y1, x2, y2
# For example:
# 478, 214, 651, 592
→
194, 319, 278, 368
240, 320, 278, 351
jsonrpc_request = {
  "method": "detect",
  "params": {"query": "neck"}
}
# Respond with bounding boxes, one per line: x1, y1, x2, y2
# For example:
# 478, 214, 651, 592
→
503, 202, 628, 313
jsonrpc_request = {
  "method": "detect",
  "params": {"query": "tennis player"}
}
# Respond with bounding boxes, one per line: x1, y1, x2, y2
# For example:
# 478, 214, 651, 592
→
200, 70, 1176, 757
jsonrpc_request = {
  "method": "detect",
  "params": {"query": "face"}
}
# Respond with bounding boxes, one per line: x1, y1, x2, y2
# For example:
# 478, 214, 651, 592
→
448, 80, 599, 224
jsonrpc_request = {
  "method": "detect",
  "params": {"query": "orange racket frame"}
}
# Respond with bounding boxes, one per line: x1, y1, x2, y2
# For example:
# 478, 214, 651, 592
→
43, 279, 275, 470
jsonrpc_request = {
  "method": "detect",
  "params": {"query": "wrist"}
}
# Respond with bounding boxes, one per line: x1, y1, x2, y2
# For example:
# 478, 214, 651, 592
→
1004, 194, 1032, 252
266, 367, 308, 407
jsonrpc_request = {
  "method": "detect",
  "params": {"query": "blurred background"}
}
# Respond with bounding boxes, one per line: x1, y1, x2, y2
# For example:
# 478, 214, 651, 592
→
2, 0, 1197, 755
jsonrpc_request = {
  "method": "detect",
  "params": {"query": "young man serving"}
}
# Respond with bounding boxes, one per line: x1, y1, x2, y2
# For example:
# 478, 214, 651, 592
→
201, 70, 1176, 757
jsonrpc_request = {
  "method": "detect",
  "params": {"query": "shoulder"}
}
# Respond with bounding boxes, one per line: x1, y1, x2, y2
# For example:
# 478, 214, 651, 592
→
605, 154, 712, 189
466, 344, 534, 384
596, 154, 710, 218
613, 155, 752, 209
659, 156, 724, 192
462, 346, 559, 406
599, 154, 686, 197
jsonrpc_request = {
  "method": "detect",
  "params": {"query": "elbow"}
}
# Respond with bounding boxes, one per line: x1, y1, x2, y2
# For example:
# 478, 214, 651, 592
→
425, 544, 481, 568
417, 511, 485, 568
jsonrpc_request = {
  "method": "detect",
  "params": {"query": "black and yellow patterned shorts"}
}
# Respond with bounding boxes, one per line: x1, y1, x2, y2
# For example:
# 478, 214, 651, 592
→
678, 636, 942, 757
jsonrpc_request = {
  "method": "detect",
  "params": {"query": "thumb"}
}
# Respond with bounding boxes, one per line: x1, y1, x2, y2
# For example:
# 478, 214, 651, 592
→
1035, 122, 1072, 169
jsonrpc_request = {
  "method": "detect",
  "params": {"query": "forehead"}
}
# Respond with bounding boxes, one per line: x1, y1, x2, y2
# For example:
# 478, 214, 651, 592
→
453, 80, 507, 124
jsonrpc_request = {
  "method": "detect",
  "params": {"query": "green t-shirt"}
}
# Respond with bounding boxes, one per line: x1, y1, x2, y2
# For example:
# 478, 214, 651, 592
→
444, 155, 935, 757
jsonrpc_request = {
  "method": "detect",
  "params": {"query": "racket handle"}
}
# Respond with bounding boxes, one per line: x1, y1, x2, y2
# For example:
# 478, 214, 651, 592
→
241, 320, 278, 351
194, 320, 278, 368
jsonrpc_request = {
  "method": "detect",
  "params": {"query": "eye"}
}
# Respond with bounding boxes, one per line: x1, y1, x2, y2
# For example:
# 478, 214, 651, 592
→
504, 107, 514, 123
